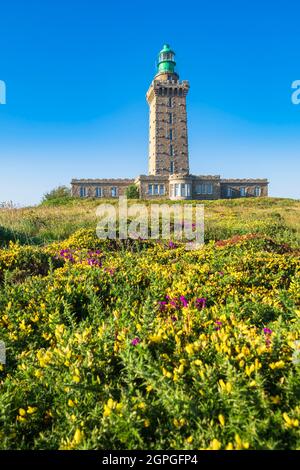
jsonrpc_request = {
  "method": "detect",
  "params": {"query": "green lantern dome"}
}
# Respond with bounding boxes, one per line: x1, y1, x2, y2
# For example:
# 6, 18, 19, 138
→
157, 44, 176, 75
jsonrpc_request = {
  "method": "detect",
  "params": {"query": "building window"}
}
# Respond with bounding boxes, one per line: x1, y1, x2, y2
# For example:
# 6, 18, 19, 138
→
170, 161, 174, 174
195, 183, 213, 195
169, 129, 173, 140
159, 184, 165, 195
227, 187, 232, 198
170, 145, 173, 156
95, 187, 103, 198
168, 97, 172, 107
178, 183, 191, 197
169, 113, 173, 124
111, 187, 118, 197
240, 187, 246, 197
174, 184, 180, 197
148, 184, 165, 196
80, 186, 86, 198
179, 89, 183, 96
255, 186, 261, 196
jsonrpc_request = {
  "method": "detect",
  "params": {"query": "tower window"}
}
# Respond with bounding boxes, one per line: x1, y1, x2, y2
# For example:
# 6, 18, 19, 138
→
168, 88, 172, 96
170, 161, 174, 174
174, 88, 178, 96
163, 88, 167, 96
168, 97, 172, 107
170, 145, 174, 156
179, 89, 183, 96
169, 129, 173, 140
169, 113, 173, 124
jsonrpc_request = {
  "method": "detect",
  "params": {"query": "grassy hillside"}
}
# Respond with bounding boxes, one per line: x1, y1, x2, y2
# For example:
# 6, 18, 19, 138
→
0, 198, 299, 449
0, 197, 299, 247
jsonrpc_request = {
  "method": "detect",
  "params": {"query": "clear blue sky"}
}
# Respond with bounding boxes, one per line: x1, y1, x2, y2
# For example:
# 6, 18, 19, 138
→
0, 0, 299, 205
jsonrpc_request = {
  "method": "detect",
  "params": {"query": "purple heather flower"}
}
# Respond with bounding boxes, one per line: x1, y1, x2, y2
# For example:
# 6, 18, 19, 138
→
170, 298, 180, 309
159, 301, 167, 312
131, 337, 141, 346
179, 295, 189, 308
87, 258, 102, 267
214, 320, 223, 331
171, 315, 177, 322
263, 328, 273, 335
195, 297, 207, 310
168, 241, 176, 249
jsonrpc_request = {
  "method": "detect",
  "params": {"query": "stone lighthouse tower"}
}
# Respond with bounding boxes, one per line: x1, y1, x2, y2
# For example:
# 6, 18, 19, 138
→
146, 44, 190, 176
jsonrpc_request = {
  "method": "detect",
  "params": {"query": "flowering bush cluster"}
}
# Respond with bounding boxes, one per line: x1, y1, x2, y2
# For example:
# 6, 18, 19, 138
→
0, 227, 299, 450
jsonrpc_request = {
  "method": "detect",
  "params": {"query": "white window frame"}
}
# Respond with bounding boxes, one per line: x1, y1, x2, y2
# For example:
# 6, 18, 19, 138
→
240, 187, 246, 197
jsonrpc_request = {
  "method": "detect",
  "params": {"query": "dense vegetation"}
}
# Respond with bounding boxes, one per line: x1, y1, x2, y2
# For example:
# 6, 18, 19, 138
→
0, 198, 299, 449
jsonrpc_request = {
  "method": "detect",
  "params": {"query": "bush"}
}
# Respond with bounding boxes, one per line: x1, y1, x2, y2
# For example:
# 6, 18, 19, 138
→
125, 184, 139, 199
41, 186, 72, 206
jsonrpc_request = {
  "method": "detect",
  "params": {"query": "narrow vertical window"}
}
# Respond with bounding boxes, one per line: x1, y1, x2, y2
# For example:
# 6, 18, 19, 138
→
169, 113, 173, 124
159, 185, 165, 195
95, 187, 102, 198
111, 187, 118, 197
80, 186, 86, 198
148, 184, 153, 195
154, 184, 159, 195
169, 129, 173, 140
170, 145, 173, 156
255, 186, 261, 196
240, 187, 246, 197
168, 97, 172, 107
170, 161, 174, 174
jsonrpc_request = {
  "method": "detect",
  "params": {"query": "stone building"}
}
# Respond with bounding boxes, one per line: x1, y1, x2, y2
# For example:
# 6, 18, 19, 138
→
71, 44, 268, 200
